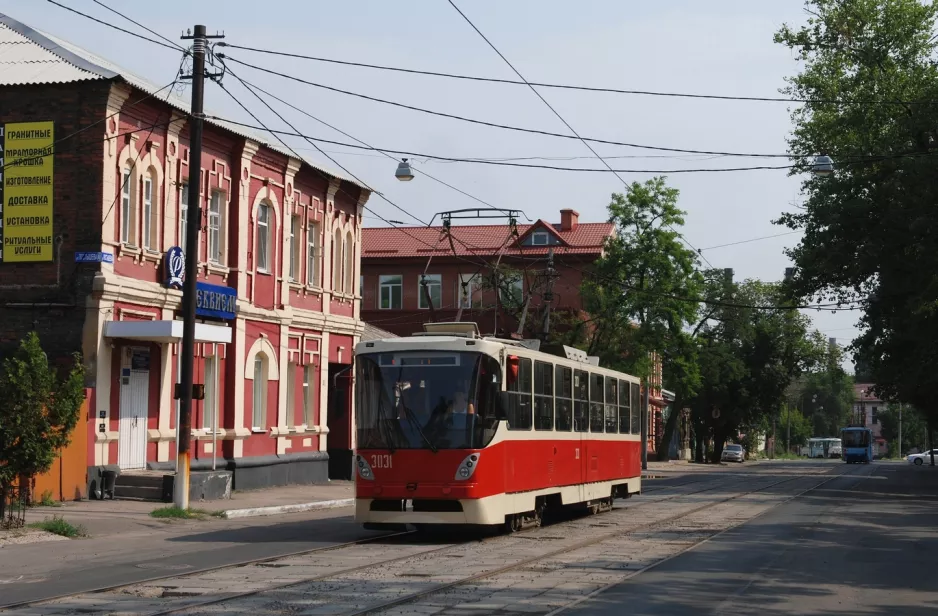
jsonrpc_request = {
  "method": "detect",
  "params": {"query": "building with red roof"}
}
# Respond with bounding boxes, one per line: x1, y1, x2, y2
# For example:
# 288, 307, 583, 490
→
360, 209, 613, 339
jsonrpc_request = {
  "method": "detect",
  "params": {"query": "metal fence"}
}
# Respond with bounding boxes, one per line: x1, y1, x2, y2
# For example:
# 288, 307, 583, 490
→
0, 484, 28, 529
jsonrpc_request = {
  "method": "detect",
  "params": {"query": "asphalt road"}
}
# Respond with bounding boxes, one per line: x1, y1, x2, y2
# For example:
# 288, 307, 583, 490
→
0, 508, 384, 607
563, 461, 938, 616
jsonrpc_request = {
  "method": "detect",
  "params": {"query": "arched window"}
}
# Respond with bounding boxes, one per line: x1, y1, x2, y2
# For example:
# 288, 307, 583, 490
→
256, 202, 271, 272
333, 228, 343, 293
344, 230, 354, 295
143, 167, 158, 250
253, 353, 267, 429
120, 164, 135, 245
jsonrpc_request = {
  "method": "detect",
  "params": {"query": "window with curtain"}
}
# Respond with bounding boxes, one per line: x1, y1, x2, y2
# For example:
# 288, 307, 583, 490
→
307, 222, 320, 287
253, 354, 267, 429
333, 228, 343, 292
143, 171, 156, 250
179, 183, 188, 254
303, 365, 314, 426
120, 167, 134, 244
256, 203, 270, 272
286, 361, 296, 428
344, 231, 354, 294
203, 355, 217, 432
288, 216, 299, 281
208, 191, 224, 264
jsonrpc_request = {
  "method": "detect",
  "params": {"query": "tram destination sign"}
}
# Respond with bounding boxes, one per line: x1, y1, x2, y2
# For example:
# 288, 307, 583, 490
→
0, 121, 55, 263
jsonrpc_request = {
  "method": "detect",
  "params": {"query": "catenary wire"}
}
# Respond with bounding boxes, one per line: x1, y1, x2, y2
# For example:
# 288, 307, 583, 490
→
445, 0, 714, 270
221, 74, 530, 221
90, 0, 187, 51
217, 42, 938, 107
697, 231, 801, 251
43, 0, 183, 51
200, 116, 934, 174
219, 56, 809, 160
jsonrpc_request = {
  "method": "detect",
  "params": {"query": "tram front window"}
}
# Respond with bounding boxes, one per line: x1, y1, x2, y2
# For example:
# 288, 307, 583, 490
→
356, 352, 501, 450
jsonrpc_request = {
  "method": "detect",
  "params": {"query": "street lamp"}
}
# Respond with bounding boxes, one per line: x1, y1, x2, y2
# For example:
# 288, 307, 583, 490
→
812, 154, 834, 177
395, 158, 414, 181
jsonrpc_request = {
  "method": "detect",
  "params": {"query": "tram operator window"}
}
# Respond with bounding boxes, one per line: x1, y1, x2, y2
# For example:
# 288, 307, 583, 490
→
555, 365, 573, 431
506, 356, 533, 430
534, 361, 554, 431
630, 382, 641, 435
574, 370, 589, 432
590, 373, 605, 432
618, 379, 631, 434
604, 375, 618, 433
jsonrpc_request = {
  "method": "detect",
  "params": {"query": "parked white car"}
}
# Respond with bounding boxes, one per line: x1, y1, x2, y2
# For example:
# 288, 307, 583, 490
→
907, 449, 938, 465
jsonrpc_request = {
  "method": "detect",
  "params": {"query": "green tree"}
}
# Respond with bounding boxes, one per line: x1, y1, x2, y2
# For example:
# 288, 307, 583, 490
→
780, 404, 815, 452
878, 404, 928, 455
774, 0, 938, 431
688, 280, 825, 462
569, 178, 704, 446
0, 332, 85, 502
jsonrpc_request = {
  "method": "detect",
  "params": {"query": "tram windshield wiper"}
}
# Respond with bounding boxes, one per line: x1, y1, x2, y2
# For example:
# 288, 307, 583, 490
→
376, 394, 396, 454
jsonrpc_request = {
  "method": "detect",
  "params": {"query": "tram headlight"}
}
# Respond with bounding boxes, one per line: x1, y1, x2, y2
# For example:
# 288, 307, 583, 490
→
455, 453, 480, 481
357, 455, 374, 481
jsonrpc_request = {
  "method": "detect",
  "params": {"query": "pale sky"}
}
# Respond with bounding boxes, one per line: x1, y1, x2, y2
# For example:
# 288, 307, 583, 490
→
2, 0, 860, 368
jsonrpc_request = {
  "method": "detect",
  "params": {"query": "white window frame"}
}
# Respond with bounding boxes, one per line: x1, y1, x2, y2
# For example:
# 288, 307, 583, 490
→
379, 275, 403, 310
179, 182, 189, 254
531, 231, 549, 246
418, 274, 442, 310
143, 174, 155, 250
303, 365, 314, 426
203, 354, 218, 432
458, 273, 475, 309
120, 168, 134, 245
208, 191, 224, 265
307, 222, 321, 287
253, 354, 267, 430
288, 216, 299, 282
256, 202, 270, 273
501, 276, 524, 305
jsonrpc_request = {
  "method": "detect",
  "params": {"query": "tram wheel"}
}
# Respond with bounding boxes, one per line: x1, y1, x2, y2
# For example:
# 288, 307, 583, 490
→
505, 514, 522, 533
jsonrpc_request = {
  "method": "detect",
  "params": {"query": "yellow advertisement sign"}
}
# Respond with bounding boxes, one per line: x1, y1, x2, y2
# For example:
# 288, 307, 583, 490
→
1, 121, 55, 262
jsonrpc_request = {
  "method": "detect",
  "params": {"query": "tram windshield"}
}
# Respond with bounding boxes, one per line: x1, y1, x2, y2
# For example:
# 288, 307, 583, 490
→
841, 430, 871, 448
356, 351, 501, 450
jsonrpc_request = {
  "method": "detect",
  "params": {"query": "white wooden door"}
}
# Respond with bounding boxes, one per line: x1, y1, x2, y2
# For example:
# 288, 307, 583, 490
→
118, 348, 150, 470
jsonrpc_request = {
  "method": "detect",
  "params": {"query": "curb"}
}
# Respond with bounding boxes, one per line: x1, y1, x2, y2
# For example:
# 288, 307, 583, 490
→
221, 498, 354, 519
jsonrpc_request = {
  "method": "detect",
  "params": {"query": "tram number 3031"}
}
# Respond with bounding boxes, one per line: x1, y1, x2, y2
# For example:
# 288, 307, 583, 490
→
371, 454, 393, 469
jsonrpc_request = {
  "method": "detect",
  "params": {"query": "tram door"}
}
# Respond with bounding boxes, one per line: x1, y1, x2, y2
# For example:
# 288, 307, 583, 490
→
327, 362, 353, 480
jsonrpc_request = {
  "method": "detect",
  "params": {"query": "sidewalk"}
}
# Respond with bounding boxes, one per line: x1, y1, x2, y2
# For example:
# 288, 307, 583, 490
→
19, 480, 354, 538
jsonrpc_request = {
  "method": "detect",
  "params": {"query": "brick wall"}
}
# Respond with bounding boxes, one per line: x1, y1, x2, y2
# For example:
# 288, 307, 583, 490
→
0, 80, 110, 364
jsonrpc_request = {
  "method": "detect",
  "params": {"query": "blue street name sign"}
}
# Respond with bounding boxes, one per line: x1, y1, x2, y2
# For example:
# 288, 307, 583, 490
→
74, 252, 114, 264
196, 282, 237, 320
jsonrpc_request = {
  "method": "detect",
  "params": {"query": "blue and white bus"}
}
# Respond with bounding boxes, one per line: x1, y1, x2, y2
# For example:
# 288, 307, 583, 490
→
840, 426, 874, 464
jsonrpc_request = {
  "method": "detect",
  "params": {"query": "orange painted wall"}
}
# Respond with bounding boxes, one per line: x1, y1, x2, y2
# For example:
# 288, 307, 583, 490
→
29, 391, 90, 503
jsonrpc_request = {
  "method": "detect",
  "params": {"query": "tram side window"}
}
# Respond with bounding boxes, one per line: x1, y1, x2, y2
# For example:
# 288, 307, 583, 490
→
618, 379, 630, 434
574, 369, 589, 432
506, 356, 533, 430
630, 382, 641, 435
555, 365, 573, 431
534, 361, 554, 431
590, 373, 605, 432
604, 375, 618, 433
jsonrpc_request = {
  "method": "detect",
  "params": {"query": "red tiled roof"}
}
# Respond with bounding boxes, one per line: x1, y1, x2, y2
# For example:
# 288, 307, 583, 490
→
362, 222, 614, 259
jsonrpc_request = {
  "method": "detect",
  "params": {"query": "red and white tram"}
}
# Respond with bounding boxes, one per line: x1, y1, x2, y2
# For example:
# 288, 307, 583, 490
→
354, 323, 643, 531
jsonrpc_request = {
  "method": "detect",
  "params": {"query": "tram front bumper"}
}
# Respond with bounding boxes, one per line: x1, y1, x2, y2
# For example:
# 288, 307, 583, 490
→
355, 497, 506, 526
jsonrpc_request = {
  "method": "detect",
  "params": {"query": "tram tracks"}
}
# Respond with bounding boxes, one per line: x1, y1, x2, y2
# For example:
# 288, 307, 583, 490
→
0, 467, 835, 615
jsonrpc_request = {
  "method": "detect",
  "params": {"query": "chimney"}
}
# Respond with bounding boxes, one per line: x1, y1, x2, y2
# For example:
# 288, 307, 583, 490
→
560, 209, 579, 231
